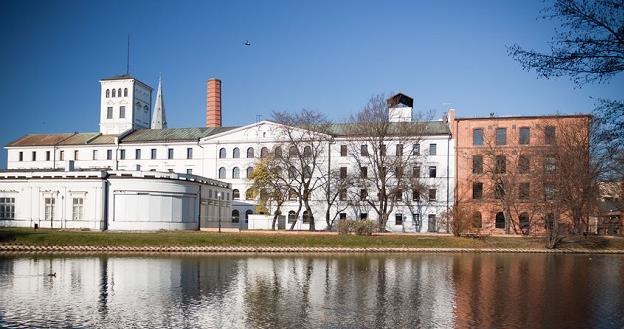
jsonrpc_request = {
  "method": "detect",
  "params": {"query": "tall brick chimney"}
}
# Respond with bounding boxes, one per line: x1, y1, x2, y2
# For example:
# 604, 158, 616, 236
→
206, 78, 222, 128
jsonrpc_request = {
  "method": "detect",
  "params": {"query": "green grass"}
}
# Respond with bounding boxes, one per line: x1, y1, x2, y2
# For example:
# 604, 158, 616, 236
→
1, 228, 623, 250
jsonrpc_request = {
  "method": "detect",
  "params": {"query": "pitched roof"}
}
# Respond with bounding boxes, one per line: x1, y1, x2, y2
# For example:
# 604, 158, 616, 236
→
329, 121, 450, 137
121, 127, 238, 143
7, 133, 76, 147
99, 74, 153, 90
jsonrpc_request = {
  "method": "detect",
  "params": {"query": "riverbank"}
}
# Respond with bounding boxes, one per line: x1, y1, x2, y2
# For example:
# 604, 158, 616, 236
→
1, 228, 624, 253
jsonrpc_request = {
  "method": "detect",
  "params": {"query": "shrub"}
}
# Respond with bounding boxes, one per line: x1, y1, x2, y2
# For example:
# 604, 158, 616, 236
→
353, 220, 376, 236
337, 220, 353, 235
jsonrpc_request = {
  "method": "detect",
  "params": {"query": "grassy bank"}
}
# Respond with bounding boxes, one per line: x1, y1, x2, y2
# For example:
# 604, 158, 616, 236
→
1, 228, 623, 250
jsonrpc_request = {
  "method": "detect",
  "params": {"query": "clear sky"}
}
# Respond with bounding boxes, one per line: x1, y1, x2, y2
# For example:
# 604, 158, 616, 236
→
0, 0, 621, 168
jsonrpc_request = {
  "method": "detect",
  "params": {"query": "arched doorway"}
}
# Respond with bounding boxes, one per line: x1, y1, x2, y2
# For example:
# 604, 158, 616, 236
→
495, 212, 505, 229
288, 210, 296, 223
231, 210, 240, 223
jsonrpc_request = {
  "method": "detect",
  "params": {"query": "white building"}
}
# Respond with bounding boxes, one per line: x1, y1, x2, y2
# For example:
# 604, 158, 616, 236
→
3, 74, 454, 232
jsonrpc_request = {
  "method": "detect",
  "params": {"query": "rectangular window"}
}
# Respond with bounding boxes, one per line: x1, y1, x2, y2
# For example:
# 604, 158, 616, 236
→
519, 127, 530, 145
135, 149, 141, 160
395, 166, 403, 178
519, 182, 530, 200
360, 213, 368, 220
360, 189, 367, 200
340, 167, 347, 179
361, 144, 368, 156
395, 213, 403, 226
18, 152, 23, 161
495, 128, 507, 145
473, 128, 484, 145
46, 151, 50, 161
412, 190, 420, 201
168, 148, 174, 159
92, 150, 98, 160
339, 213, 347, 220
472, 182, 483, 199
428, 189, 437, 201
74, 150, 79, 160
472, 155, 483, 174
151, 149, 157, 159
186, 148, 193, 159
413, 143, 421, 156
60, 151, 64, 161
495, 183, 505, 199
339, 189, 347, 201
412, 166, 420, 178
545, 185, 556, 200
518, 155, 530, 173
32, 151, 36, 161
107, 107, 113, 119
340, 145, 347, 157
106, 150, 112, 160
429, 144, 437, 155
0, 197, 16, 219
380, 144, 386, 156
44, 198, 55, 221
186, 169, 193, 175
545, 126, 556, 145
119, 106, 126, 119
428, 214, 436, 232
72, 198, 84, 220
360, 167, 368, 179
396, 144, 403, 156
120, 149, 126, 160
495, 155, 506, 173
544, 156, 556, 173
429, 166, 437, 178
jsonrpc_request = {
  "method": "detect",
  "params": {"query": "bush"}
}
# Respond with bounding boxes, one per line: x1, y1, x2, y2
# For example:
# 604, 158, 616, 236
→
353, 220, 376, 236
337, 220, 353, 235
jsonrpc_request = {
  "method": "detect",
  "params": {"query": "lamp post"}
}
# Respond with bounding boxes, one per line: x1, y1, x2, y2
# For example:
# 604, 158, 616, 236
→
216, 191, 222, 233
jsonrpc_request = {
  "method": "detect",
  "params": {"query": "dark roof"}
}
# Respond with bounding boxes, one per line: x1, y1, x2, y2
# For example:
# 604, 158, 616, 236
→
329, 121, 450, 137
57, 133, 100, 145
387, 93, 414, 108
7, 133, 76, 147
121, 127, 238, 143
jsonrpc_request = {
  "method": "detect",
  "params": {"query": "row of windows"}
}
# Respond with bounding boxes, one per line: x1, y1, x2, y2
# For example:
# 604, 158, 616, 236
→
43, 197, 84, 221
341, 165, 438, 179
230, 187, 439, 203
472, 182, 557, 200
20, 148, 195, 162
471, 155, 556, 174
219, 167, 254, 179
472, 126, 556, 146
355, 143, 436, 156
105, 88, 128, 98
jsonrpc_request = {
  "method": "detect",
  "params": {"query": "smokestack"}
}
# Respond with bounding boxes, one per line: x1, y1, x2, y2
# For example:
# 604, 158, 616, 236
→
206, 78, 222, 128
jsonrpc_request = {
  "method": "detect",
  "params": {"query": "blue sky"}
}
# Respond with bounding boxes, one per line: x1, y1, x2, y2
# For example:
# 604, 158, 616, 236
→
0, 0, 622, 168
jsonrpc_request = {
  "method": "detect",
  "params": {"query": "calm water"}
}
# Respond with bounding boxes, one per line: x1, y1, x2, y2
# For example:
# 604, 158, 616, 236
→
0, 253, 622, 329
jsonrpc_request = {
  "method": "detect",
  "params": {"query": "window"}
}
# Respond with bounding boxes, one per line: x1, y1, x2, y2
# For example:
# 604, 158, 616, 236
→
339, 189, 347, 201
360, 167, 368, 178
339, 213, 347, 221
260, 147, 269, 158
167, 148, 174, 159
412, 166, 420, 177
186, 169, 192, 175
247, 167, 254, 178
340, 167, 347, 179
429, 166, 437, 178
360, 213, 368, 220
73, 150, 79, 160
18, 152, 23, 161
72, 198, 84, 220
117, 88, 122, 97
495, 212, 505, 229
288, 189, 297, 201
495, 128, 507, 145
44, 198, 55, 221
519, 183, 530, 200
428, 189, 437, 201
288, 167, 296, 179
544, 156, 556, 173
151, 149, 157, 159
46, 151, 51, 161
232, 189, 240, 200
119, 106, 125, 119
302, 211, 310, 223
495, 155, 506, 173
428, 215, 436, 232
60, 150, 65, 161
519, 127, 530, 145
395, 166, 403, 178
518, 155, 530, 173
303, 146, 312, 157
545, 184, 556, 200
135, 149, 141, 160
107, 107, 113, 119
288, 210, 297, 223
218, 167, 226, 179
232, 210, 240, 223
495, 183, 505, 199
119, 149, 125, 160
545, 213, 555, 230
106, 150, 112, 160
32, 151, 36, 161
106, 89, 110, 98
429, 144, 437, 155
247, 147, 254, 158
361, 144, 368, 156
112, 89, 116, 97
395, 213, 403, 225
219, 148, 226, 158
395, 188, 404, 201
472, 182, 483, 199
360, 189, 367, 200
396, 144, 403, 156
519, 212, 530, 233
232, 167, 240, 179
413, 143, 420, 156
0, 197, 16, 219
545, 126, 556, 145
123, 88, 128, 97
340, 145, 347, 156
143, 105, 149, 113
472, 155, 483, 174
274, 146, 282, 158
473, 129, 484, 145
380, 144, 386, 156
183, 148, 191, 159
411, 190, 420, 201
289, 146, 298, 157
473, 212, 482, 229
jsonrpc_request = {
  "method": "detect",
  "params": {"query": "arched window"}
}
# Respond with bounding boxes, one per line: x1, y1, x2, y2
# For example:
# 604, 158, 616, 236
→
519, 212, 530, 234
473, 212, 482, 229
304, 165, 312, 178
289, 146, 298, 157
260, 189, 269, 201
245, 210, 253, 219
288, 189, 298, 201
218, 167, 226, 179
219, 148, 226, 159
288, 210, 296, 223
106, 89, 110, 98
245, 189, 254, 200
288, 166, 297, 180
246, 167, 254, 178
232, 167, 240, 179
143, 105, 148, 113
232, 210, 240, 223
304, 146, 312, 157
112, 89, 116, 97
117, 88, 122, 97
233, 189, 240, 200
260, 147, 269, 158
274, 146, 282, 158
232, 147, 240, 158
247, 147, 254, 158
123, 88, 128, 97
495, 212, 505, 229
302, 210, 310, 223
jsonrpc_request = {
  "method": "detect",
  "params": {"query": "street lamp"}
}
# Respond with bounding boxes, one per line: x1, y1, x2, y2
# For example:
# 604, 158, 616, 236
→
216, 191, 222, 233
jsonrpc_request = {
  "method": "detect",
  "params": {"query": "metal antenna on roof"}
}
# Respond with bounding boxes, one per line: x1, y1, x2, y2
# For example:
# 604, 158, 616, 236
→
126, 34, 130, 74
256, 114, 263, 123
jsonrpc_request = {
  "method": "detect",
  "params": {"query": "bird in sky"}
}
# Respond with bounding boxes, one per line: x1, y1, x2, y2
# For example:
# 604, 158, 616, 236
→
244, 40, 251, 46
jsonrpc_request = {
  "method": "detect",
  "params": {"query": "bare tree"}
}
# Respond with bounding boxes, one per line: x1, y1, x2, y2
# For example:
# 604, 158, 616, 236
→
249, 155, 294, 230
271, 110, 332, 231
320, 167, 353, 230
344, 94, 432, 231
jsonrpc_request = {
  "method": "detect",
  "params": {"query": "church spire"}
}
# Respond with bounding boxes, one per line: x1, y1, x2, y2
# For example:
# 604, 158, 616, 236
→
151, 74, 167, 129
